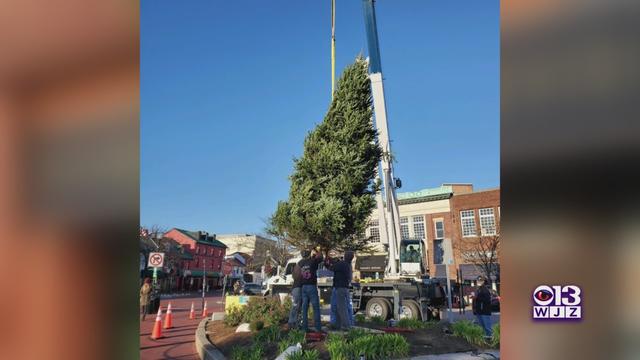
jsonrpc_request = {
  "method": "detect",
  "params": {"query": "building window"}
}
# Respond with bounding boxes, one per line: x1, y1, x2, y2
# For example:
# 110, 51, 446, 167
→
400, 217, 410, 239
209, 248, 213, 255
460, 210, 477, 237
368, 219, 380, 243
434, 219, 444, 239
479, 208, 497, 235
412, 216, 425, 240
195, 258, 199, 267
434, 239, 444, 265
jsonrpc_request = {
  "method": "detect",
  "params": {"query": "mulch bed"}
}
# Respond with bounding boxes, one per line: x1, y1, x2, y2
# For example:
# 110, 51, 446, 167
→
207, 320, 476, 359
356, 321, 477, 356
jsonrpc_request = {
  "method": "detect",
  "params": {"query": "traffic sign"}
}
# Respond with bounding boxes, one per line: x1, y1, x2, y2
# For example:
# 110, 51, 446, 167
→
148, 252, 165, 268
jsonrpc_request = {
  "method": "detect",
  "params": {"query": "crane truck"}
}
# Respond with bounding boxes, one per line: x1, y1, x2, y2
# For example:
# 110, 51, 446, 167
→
264, 0, 448, 321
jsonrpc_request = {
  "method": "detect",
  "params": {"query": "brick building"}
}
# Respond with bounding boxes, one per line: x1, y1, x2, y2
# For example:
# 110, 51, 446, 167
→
448, 188, 500, 285
163, 228, 227, 291
362, 184, 500, 285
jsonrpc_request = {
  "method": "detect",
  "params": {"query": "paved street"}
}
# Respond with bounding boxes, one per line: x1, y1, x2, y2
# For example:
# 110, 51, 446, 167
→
140, 291, 224, 360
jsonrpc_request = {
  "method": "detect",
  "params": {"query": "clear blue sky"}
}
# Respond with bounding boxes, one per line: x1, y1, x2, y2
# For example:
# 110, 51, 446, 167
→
141, 0, 499, 235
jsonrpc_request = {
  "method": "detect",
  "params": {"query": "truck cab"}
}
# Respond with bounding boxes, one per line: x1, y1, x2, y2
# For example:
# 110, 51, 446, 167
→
399, 239, 426, 277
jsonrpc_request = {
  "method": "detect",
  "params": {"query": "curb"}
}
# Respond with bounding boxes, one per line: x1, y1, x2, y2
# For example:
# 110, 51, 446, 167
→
195, 318, 227, 360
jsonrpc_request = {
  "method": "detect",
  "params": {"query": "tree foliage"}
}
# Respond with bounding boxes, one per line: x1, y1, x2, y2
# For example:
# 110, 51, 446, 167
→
456, 234, 500, 284
270, 57, 382, 253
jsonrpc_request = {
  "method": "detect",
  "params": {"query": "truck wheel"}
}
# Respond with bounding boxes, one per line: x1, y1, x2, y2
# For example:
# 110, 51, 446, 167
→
399, 300, 421, 320
366, 298, 390, 320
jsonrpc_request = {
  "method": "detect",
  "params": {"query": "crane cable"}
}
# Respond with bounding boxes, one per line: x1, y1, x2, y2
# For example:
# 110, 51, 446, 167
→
331, 0, 336, 99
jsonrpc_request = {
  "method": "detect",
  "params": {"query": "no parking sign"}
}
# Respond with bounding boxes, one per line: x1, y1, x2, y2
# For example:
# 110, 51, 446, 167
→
148, 252, 165, 268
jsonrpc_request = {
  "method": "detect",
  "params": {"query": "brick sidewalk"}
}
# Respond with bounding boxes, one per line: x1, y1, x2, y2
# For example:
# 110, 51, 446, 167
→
140, 293, 223, 360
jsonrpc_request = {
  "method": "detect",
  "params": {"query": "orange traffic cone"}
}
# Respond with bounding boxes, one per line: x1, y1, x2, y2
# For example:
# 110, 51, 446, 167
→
189, 302, 195, 320
201, 301, 208, 318
164, 302, 173, 329
151, 307, 164, 340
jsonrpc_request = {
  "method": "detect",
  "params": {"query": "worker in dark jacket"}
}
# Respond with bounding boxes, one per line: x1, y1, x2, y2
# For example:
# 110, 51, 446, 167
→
326, 251, 354, 330
298, 248, 324, 332
287, 263, 303, 329
473, 276, 493, 338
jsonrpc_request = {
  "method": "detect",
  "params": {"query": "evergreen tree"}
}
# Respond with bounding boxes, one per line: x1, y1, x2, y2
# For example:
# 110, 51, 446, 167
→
270, 57, 382, 254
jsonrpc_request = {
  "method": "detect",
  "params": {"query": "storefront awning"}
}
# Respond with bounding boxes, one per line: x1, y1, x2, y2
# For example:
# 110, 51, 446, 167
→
459, 264, 499, 281
183, 270, 222, 277
355, 255, 386, 272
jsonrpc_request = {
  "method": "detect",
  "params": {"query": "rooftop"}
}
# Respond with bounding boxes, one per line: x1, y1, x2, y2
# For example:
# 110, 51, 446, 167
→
397, 185, 453, 204
173, 228, 228, 248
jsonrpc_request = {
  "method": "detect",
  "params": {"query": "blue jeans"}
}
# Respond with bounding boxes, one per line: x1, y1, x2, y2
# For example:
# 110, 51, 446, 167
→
476, 314, 493, 337
301, 285, 321, 332
330, 288, 354, 327
334, 287, 352, 330
288, 287, 302, 328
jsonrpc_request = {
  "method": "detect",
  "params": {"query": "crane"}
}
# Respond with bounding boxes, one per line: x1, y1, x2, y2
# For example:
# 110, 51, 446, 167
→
362, 0, 404, 277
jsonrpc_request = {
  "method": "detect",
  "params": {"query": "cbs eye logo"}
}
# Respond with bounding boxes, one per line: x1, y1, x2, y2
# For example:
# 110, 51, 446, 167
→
532, 285, 582, 320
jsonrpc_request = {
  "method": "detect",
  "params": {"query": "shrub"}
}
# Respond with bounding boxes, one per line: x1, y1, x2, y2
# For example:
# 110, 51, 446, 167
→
368, 316, 386, 325
351, 334, 410, 360
224, 307, 244, 327
344, 328, 369, 342
490, 323, 500, 348
250, 320, 264, 332
397, 318, 424, 330
326, 329, 409, 360
278, 329, 306, 353
224, 296, 290, 327
230, 343, 263, 360
286, 349, 319, 360
255, 325, 282, 344
354, 314, 366, 323
451, 320, 486, 347
326, 335, 351, 360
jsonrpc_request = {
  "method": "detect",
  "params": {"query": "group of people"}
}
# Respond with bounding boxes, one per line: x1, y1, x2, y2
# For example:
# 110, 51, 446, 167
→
287, 247, 355, 333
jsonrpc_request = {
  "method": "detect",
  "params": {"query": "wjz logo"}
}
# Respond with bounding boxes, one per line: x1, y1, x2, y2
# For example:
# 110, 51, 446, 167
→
532, 285, 582, 320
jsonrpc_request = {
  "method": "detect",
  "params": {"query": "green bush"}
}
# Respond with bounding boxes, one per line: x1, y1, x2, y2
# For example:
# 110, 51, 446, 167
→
368, 315, 386, 325
397, 318, 424, 329
490, 323, 500, 348
351, 334, 410, 360
230, 343, 263, 360
354, 313, 366, 323
326, 336, 352, 360
326, 329, 409, 360
344, 328, 369, 342
249, 319, 264, 332
255, 325, 282, 344
451, 320, 486, 347
224, 297, 290, 327
224, 307, 244, 326
286, 349, 319, 360
278, 329, 306, 353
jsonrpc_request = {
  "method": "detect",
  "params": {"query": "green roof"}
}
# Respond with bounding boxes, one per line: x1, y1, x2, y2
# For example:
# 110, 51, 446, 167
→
174, 228, 228, 248
397, 185, 453, 204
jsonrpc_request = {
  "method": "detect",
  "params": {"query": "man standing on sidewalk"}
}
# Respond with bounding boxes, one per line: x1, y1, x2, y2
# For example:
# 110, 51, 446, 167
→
299, 248, 324, 333
473, 276, 493, 339
326, 251, 354, 330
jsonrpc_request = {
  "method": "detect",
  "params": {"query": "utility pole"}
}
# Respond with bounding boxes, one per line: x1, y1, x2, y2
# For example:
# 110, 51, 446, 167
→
201, 258, 206, 310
